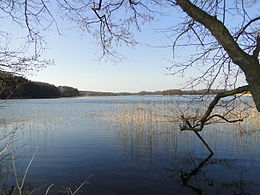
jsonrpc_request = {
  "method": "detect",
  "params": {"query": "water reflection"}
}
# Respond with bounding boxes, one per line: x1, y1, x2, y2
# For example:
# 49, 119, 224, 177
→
180, 153, 213, 195
0, 97, 259, 194
114, 101, 260, 194
176, 155, 260, 195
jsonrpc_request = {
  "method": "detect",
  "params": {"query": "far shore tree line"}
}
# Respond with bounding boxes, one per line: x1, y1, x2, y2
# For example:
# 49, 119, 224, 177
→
80, 89, 233, 96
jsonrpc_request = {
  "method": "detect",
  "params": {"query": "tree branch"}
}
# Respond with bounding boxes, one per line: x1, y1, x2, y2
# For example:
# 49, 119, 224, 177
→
199, 85, 250, 128
92, 0, 103, 11
235, 16, 260, 40
180, 85, 250, 132
253, 35, 260, 58
175, 0, 252, 71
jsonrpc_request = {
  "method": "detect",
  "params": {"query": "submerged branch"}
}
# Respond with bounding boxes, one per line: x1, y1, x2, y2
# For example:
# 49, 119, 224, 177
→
180, 85, 250, 154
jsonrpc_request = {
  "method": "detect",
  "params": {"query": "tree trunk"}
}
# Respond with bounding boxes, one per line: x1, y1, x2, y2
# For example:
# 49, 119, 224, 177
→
176, 0, 260, 111
244, 58, 260, 111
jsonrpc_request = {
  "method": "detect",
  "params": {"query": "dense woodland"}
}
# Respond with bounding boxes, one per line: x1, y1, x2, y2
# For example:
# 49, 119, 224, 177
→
0, 72, 79, 99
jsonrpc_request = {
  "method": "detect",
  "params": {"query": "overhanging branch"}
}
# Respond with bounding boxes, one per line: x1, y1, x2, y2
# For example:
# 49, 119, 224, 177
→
179, 85, 250, 154
180, 85, 250, 132
199, 85, 250, 129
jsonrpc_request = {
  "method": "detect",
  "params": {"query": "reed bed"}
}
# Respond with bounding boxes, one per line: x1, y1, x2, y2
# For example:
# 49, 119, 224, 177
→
106, 99, 260, 162
89, 97, 260, 135
112, 99, 259, 128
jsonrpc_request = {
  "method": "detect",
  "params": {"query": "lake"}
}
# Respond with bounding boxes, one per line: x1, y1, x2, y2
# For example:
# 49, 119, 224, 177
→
0, 96, 260, 195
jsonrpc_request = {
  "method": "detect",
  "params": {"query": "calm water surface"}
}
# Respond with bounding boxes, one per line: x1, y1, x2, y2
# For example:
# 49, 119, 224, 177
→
0, 96, 260, 194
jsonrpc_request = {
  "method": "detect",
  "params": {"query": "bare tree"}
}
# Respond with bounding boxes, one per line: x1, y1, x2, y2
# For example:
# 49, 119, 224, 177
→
1, 0, 259, 129
0, 0, 55, 98
62, 0, 259, 129
173, 0, 259, 118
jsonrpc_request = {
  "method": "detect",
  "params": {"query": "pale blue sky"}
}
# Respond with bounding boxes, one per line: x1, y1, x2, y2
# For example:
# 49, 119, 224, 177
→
28, 9, 189, 92
4, 1, 258, 92
29, 28, 183, 92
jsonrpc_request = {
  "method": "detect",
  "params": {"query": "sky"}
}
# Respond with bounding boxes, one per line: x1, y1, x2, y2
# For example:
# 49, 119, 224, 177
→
24, 6, 189, 93
3, 1, 259, 92
29, 27, 184, 92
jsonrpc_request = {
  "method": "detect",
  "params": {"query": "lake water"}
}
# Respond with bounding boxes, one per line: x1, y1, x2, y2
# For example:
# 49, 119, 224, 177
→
0, 96, 260, 195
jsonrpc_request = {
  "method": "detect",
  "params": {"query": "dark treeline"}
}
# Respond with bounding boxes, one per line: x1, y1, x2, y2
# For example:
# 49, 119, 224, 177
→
0, 73, 79, 99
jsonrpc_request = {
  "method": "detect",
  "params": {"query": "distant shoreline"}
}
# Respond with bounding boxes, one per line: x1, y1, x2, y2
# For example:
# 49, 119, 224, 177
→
78, 89, 246, 97
0, 73, 251, 99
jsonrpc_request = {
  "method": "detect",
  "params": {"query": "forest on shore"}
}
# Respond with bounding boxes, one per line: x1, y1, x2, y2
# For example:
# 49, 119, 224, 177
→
0, 73, 79, 99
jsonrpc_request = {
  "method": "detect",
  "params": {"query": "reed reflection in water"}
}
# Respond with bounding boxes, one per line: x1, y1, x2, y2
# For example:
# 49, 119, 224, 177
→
111, 100, 260, 194
0, 96, 259, 194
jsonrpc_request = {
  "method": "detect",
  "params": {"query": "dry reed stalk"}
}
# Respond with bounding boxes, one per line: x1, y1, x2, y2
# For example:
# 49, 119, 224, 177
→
93, 99, 260, 139
12, 148, 37, 195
